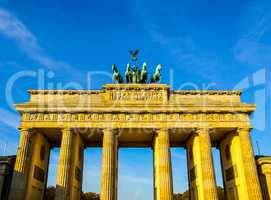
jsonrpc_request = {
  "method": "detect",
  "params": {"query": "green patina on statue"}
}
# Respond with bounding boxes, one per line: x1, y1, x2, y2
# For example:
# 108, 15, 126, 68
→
140, 62, 147, 83
112, 50, 162, 84
112, 64, 123, 83
150, 64, 162, 83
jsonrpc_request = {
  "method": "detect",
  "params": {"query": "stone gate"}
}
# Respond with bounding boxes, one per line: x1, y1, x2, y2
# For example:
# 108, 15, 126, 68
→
8, 84, 266, 200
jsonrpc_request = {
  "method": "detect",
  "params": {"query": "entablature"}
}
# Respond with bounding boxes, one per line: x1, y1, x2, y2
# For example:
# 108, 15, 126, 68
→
15, 84, 255, 114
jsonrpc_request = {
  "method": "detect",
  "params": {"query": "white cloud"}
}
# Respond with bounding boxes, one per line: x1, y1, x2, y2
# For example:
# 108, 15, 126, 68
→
129, 1, 221, 81
0, 9, 85, 79
171, 150, 186, 160
121, 175, 152, 184
0, 9, 55, 68
0, 108, 20, 129
233, 0, 271, 66
234, 40, 271, 66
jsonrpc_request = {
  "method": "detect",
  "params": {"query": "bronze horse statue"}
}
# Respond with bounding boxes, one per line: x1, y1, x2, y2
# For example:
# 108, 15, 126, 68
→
140, 62, 147, 83
125, 63, 132, 83
150, 64, 162, 83
112, 61, 161, 84
112, 64, 123, 83
132, 65, 140, 83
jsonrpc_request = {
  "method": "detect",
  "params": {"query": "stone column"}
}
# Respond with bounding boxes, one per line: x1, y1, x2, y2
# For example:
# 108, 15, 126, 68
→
256, 156, 271, 200
153, 148, 157, 200
0, 162, 7, 198
55, 128, 74, 200
197, 128, 218, 200
24, 131, 51, 200
186, 128, 218, 200
238, 128, 263, 199
153, 129, 173, 200
9, 128, 32, 200
262, 173, 271, 199
1, 156, 16, 200
100, 129, 118, 200
70, 133, 84, 200
219, 128, 263, 200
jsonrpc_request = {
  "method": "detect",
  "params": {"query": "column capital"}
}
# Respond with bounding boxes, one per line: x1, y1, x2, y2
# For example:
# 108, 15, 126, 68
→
18, 126, 30, 132
236, 127, 252, 134
154, 128, 168, 134
18, 127, 32, 137
61, 127, 71, 132
156, 128, 168, 131
152, 129, 169, 140
194, 127, 209, 135
102, 128, 120, 137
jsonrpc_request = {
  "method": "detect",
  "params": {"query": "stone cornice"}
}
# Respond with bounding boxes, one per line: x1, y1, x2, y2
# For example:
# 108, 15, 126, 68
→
173, 90, 242, 95
256, 156, 271, 165
14, 103, 255, 113
28, 90, 102, 95
19, 85, 254, 115
28, 89, 242, 95
103, 83, 170, 90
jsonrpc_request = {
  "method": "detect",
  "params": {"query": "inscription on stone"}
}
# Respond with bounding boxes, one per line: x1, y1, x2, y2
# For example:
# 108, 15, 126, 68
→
109, 90, 163, 101
190, 166, 196, 182
75, 166, 82, 182
226, 165, 237, 181
33, 165, 45, 182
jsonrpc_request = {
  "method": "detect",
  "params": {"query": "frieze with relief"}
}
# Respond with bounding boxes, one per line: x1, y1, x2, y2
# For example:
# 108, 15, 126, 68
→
22, 113, 249, 122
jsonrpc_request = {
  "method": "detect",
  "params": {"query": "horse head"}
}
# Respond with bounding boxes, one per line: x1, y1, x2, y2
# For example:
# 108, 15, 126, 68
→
142, 62, 147, 72
133, 65, 138, 72
156, 64, 162, 73
112, 64, 118, 73
126, 63, 131, 72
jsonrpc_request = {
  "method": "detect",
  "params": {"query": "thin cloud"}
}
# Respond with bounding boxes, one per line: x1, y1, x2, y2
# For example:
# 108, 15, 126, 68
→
0, 9, 58, 69
0, 137, 18, 156
233, 0, 271, 66
121, 175, 152, 184
129, 0, 221, 81
171, 151, 186, 160
0, 108, 20, 129
0, 9, 85, 79
234, 39, 271, 66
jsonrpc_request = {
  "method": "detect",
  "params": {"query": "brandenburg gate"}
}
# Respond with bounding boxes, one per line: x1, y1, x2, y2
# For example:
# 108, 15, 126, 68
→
8, 84, 265, 200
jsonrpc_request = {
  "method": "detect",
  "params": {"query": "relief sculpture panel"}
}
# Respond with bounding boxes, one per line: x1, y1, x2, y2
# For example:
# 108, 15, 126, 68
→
22, 113, 249, 123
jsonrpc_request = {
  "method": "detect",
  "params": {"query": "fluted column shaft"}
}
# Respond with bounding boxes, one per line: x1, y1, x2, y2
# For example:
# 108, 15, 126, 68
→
197, 128, 218, 200
14, 128, 31, 173
265, 174, 271, 198
55, 128, 74, 200
153, 129, 173, 200
101, 129, 118, 200
238, 128, 263, 199
9, 128, 32, 200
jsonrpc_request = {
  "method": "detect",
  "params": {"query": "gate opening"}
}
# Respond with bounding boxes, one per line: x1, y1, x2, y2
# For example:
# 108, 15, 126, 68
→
118, 148, 153, 200
212, 148, 224, 197
45, 148, 60, 194
82, 148, 102, 197
171, 147, 189, 197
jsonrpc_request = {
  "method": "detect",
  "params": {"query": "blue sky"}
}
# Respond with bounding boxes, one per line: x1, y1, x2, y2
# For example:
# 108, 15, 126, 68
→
0, 0, 270, 199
